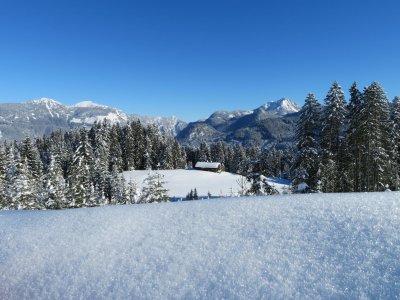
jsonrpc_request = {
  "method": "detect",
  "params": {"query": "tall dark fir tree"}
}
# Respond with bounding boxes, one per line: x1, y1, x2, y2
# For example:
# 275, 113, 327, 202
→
358, 82, 392, 191
320, 81, 347, 192
292, 93, 321, 190
345, 83, 364, 192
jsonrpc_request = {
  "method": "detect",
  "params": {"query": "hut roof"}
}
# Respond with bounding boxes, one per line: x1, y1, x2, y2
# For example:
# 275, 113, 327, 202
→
195, 162, 221, 169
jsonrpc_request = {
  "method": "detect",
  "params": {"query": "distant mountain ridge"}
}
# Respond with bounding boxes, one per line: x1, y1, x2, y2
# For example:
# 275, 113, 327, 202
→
0, 98, 300, 147
0, 98, 186, 141
177, 98, 300, 147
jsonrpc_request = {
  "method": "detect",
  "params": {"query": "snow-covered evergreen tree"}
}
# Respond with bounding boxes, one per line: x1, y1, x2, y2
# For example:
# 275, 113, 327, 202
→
0, 145, 6, 208
320, 81, 347, 192
13, 155, 41, 209
391, 96, 400, 190
122, 123, 136, 171
358, 82, 392, 191
232, 144, 247, 175
68, 128, 93, 207
143, 135, 153, 170
44, 152, 67, 209
20, 136, 43, 180
292, 93, 321, 191
160, 139, 174, 169
139, 172, 169, 203
126, 179, 139, 204
198, 142, 210, 162
210, 141, 225, 163
345, 83, 364, 192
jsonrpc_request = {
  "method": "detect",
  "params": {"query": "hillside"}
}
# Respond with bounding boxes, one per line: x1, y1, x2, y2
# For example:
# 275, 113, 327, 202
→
1, 192, 399, 299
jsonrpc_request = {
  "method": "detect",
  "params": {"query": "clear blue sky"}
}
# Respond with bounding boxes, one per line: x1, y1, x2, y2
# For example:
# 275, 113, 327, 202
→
0, 0, 399, 121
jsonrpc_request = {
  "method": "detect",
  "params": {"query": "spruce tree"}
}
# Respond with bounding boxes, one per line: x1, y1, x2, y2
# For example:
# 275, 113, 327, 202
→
292, 93, 321, 190
198, 142, 210, 162
0, 145, 7, 208
69, 128, 93, 207
345, 83, 364, 192
391, 96, 400, 190
320, 81, 347, 192
358, 82, 392, 191
139, 172, 169, 203
44, 152, 67, 209
126, 179, 138, 204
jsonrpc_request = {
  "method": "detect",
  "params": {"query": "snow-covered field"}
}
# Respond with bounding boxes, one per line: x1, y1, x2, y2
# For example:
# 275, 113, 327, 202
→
1, 192, 400, 299
123, 169, 290, 198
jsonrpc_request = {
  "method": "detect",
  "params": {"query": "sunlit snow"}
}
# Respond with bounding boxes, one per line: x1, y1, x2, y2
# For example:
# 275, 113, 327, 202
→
123, 169, 289, 197
1, 193, 399, 299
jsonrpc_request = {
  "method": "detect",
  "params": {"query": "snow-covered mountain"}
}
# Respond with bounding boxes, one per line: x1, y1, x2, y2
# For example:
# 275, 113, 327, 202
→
177, 98, 300, 147
261, 98, 300, 115
0, 98, 186, 141
0, 97, 300, 145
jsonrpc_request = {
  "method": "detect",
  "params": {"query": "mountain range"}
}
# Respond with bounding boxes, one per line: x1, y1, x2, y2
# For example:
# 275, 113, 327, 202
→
0, 98, 186, 141
0, 98, 300, 147
177, 98, 300, 147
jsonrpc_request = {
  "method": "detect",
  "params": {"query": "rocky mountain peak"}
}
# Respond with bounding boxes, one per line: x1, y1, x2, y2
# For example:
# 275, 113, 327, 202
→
261, 98, 300, 115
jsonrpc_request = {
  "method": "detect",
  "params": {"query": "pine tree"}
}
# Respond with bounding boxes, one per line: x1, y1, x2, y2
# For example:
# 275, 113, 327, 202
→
232, 144, 247, 175
358, 82, 392, 191
126, 179, 138, 204
391, 96, 400, 190
44, 152, 67, 209
198, 142, 210, 162
91, 122, 110, 201
13, 155, 40, 209
0, 145, 7, 208
122, 123, 136, 171
20, 136, 43, 179
139, 172, 169, 203
292, 93, 321, 191
345, 83, 364, 192
143, 135, 153, 170
210, 141, 225, 163
69, 128, 93, 207
160, 139, 174, 170
108, 123, 124, 172
320, 81, 347, 192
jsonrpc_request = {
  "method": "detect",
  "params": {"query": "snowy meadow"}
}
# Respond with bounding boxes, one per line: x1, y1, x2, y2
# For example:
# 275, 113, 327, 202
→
1, 192, 399, 299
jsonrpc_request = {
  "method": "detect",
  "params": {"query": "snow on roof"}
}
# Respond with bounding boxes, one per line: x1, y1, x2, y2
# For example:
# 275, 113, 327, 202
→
195, 162, 221, 169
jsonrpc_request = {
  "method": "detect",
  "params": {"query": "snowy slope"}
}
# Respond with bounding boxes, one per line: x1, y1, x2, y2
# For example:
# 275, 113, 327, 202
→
1, 193, 400, 299
123, 169, 289, 198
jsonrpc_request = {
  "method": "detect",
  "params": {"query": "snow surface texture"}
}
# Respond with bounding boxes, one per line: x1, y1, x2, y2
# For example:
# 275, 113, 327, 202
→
123, 169, 289, 198
1, 193, 400, 299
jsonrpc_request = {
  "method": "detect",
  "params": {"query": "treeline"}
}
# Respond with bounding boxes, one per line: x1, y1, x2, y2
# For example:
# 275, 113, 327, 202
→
292, 81, 400, 192
0, 118, 294, 210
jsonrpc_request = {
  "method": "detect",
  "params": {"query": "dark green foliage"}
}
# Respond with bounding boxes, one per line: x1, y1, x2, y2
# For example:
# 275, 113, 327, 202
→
358, 82, 392, 191
292, 93, 321, 190
320, 82, 347, 192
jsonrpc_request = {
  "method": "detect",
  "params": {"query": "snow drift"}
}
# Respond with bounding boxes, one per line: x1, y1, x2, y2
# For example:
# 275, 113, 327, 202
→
1, 192, 400, 299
